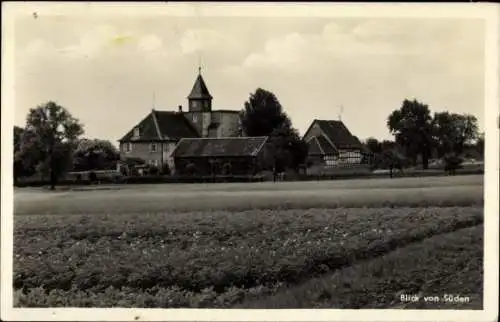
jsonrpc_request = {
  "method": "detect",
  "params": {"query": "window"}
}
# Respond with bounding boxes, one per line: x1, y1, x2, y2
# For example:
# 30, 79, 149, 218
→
125, 142, 132, 153
150, 143, 157, 152
193, 114, 198, 123
133, 127, 140, 137
324, 155, 338, 167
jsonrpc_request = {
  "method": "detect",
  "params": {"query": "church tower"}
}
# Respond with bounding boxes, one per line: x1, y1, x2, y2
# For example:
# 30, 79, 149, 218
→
187, 67, 212, 112
185, 67, 213, 137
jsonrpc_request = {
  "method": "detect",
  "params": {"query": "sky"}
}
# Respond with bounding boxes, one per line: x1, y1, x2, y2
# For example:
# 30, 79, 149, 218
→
13, 6, 485, 144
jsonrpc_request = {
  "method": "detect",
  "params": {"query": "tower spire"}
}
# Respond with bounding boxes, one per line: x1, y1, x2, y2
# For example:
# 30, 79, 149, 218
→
198, 53, 202, 75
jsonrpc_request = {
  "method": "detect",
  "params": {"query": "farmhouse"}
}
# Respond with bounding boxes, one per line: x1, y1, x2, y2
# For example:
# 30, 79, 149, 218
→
171, 136, 269, 176
118, 69, 242, 173
303, 119, 365, 167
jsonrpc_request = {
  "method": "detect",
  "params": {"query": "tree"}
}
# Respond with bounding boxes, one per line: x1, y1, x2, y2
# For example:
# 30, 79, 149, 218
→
24, 101, 84, 190
240, 88, 292, 137
443, 154, 463, 175
13, 126, 34, 184
240, 88, 308, 175
432, 112, 479, 157
475, 132, 484, 159
73, 138, 120, 171
387, 99, 434, 169
365, 137, 382, 155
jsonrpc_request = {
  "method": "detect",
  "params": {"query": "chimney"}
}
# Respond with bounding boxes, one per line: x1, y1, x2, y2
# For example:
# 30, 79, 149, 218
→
178, 105, 183, 113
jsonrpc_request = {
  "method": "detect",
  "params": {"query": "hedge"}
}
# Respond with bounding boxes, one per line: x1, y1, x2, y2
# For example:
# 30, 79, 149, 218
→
14, 175, 265, 187
14, 168, 484, 188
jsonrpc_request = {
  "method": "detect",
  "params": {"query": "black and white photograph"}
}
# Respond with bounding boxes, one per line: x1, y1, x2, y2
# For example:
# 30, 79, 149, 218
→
1, 2, 499, 321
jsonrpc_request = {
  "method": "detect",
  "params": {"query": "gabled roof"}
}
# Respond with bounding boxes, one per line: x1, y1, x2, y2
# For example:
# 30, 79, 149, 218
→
316, 136, 338, 154
188, 74, 213, 100
172, 136, 268, 158
305, 119, 363, 150
119, 113, 161, 142
119, 110, 199, 142
154, 111, 199, 139
306, 136, 338, 156
307, 137, 323, 156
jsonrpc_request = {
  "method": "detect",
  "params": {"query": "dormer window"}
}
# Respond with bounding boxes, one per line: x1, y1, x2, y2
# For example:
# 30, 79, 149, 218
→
133, 127, 140, 138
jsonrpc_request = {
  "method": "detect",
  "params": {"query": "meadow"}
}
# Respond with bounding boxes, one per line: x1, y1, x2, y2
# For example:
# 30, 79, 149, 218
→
13, 175, 484, 308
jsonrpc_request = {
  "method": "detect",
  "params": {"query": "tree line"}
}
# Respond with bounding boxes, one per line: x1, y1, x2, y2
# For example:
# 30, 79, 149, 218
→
13, 92, 483, 189
367, 99, 483, 172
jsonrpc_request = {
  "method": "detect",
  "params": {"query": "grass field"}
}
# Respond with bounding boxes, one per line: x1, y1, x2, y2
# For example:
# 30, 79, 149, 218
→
13, 175, 484, 308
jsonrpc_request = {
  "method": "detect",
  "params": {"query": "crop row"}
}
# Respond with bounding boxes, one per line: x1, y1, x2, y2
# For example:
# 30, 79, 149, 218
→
238, 224, 484, 309
14, 207, 483, 300
14, 224, 483, 308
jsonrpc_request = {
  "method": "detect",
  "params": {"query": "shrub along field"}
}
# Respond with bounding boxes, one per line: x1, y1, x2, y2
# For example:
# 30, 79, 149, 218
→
13, 175, 484, 308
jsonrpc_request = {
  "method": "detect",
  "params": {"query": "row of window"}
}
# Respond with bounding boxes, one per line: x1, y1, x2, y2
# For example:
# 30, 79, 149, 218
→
149, 159, 160, 167
323, 153, 362, 166
123, 143, 160, 153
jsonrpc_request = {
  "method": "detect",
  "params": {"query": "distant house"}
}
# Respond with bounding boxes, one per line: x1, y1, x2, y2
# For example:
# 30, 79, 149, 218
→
302, 119, 365, 167
118, 70, 243, 173
171, 137, 269, 176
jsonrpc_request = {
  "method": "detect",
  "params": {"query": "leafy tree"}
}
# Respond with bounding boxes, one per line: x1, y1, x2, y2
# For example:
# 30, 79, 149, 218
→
443, 153, 463, 175
14, 126, 24, 152
24, 101, 84, 190
73, 139, 120, 171
365, 137, 382, 155
387, 99, 434, 169
240, 88, 292, 136
240, 88, 308, 174
432, 112, 479, 157
14, 126, 33, 184
380, 149, 408, 178
475, 132, 484, 159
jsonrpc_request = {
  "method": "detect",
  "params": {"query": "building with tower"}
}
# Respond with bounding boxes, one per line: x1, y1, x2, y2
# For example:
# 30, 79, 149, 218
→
118, 69, 258, 175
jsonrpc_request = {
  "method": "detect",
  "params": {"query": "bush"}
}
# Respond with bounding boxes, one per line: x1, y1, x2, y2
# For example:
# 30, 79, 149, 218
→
148, 165, 159, 176
443, 154, 463, 175
89, 172, 98, 182
185, 163, 198, 176
161, 164, 171, 176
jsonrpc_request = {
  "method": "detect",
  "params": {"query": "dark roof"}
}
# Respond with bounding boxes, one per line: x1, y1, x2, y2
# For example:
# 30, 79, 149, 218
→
316, 136, 338, 154
172, 137, 268, 158
188, 74, 212, 100
312, 120, 363, 149
119, 113, 160, 142
307, 136, 338, 156
211, 110, 240, 114
119, 110, 199, 142
154, 111, 199, 139
307, 137, 323, 156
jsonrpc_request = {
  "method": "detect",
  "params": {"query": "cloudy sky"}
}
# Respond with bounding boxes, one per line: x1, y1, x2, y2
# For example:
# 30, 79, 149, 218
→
13, 5, 485, 144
